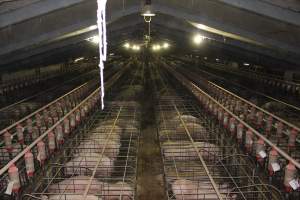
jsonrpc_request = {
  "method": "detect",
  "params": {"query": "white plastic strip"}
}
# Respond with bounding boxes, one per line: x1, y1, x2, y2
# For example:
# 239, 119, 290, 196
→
97, 0, 107, 109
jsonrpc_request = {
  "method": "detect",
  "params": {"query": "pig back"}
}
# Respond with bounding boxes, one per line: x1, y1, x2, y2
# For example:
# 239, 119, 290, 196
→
47, 194, 101, 200
172, 179, 236, 200
102, 181, 133, 200
64, 153, 114, 177
77, 139, 120, 159
47, 175, 106, 194
162, 141, 220, 161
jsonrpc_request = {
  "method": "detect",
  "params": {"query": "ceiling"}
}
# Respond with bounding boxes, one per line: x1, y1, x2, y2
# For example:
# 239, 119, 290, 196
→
0, 0, 300, 70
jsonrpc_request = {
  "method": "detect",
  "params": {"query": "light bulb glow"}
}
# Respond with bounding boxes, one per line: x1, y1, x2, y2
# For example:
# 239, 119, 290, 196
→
163, 42, 169, 49
123, 42, 141, 51
74, 57, 84, 63
193, 34, 205, 45
87, 36, 100, 44
152, 44, 162, 52
132, 45, 140, 51
88, 25, 98, 30
124, 43, 130, 49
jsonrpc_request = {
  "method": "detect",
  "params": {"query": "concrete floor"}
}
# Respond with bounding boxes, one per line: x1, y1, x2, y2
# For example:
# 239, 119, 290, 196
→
136, 67, 167, 200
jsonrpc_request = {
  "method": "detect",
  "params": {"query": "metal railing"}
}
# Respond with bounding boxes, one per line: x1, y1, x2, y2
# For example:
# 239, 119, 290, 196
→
153, 64, 282, 199
0, 65, 128, 198
164, 64, 300, 170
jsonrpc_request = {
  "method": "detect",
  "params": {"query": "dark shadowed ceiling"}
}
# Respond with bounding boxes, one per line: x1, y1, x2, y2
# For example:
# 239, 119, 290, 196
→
0, 0, 300, 70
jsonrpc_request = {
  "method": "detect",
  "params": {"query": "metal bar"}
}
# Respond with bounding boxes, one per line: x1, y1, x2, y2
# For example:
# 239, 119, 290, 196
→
0, 82, 88, 136
172, 61, 300, 144
0, 66, 127, 176
204, 61, 300, 86
83, 107, 122, 199
208, 81, 300, 132
164, 63, 300, 170
173, 104, 224, 200
0, 68, 96, 113
153, 64, 224, 199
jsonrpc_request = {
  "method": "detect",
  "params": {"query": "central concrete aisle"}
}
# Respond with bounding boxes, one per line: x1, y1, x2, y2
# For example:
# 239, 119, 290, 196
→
136, 64, 167, 200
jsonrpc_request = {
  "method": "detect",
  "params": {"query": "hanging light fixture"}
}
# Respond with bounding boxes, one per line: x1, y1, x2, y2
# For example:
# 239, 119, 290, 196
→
141, 0, 155, 17
141, 5, 155, 17
141, 0, 155, 47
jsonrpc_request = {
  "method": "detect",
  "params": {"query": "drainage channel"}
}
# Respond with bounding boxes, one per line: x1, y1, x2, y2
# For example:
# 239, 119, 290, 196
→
137, 63, 167, 200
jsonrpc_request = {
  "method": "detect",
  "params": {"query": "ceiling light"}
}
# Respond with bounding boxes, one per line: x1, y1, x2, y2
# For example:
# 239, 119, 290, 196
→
87, 36, 99, 44
141, 4, 156, 17
88, 25, 98, 30
163, 42, 169, 49
132, 45, 140, 51
124, 43, 130, 49
193, 34, 205, 45
74, 57, 84, 63
152, 43, 168, 52
243, 63, 250, 66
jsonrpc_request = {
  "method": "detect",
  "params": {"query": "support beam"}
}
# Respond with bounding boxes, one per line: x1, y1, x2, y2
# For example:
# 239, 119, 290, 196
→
0, 16, 144, 66
215, 0, 300, 27
0, 0, 299, 68
0, 0, 85, 28
150, 24, 299, 69
152, 3, 300, 56
1, 17, 297, 69
0, 1, 140, 57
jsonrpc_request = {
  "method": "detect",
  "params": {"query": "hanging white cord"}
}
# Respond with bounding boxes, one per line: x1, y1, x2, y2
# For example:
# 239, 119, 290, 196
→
97, 0, 107, 109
